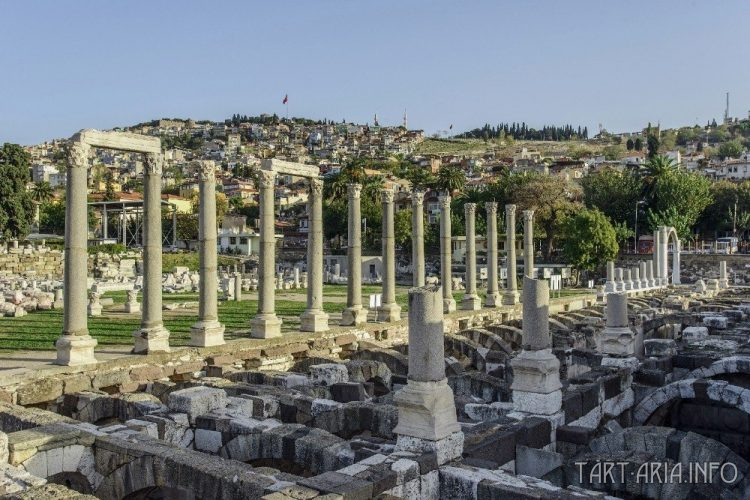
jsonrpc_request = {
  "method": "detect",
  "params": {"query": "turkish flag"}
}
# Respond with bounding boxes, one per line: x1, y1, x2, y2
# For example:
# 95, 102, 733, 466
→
282, 94, 288, 104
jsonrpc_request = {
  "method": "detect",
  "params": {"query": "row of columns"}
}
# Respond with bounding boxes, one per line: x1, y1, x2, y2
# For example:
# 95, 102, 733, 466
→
605, 261, 659, 292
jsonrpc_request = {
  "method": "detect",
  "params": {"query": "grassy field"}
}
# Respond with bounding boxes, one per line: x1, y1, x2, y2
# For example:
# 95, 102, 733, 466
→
0, 284, 590, 352
161, 253, 238, 273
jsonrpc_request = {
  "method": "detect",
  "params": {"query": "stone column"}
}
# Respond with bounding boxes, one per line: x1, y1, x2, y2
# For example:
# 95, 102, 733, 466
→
659, 226, 669, 285
510, 277, 562, 415
251, 170, 282, 338
411, 191, 425, 287
600, 292, 635, 356
639, 262, 648, 289
234, 273, 242, 301
502, 204, 520, 306
484, 202, 500, 307
301, 178, 329, 332
672, 237, 681, 285
394, 285, 463, 464
523, 210, 534, 278
190, 160, 225, 346
653, 229, 662, 286
102, 204, 108, 240
377, 189, 401, 321
614, 268, 624, 292
604, 261, 616, 293
133, 153, 170, 353
623, 269, 633, 291
719, 260, 729, 289
439, 193, 456, 313
647, 261, 655, 288
632, 267, 641, 290
342, 183, 368, 325
56, 141, 97, 365
461, 203, 481, 310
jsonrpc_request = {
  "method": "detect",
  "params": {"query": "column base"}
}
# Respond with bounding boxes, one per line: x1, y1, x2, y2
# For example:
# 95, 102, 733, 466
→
395, 431, 464, 466
300, 309, 330, 332
251, 314, 283, 338
376, 302, 402, 322
719, 279, 729, 289
132, 325, 170, 354
55, 335, 97, 366
87, 305, 102, 317
124, 302, 140, 314
393, 379, 461, 441
443, 298, 456, 313
599, 326, 635, 356
510, 348, 562, 415
341, 305, 368, 326
502, 290, 520, 306
512, 389, 562, 415
190, 320, 225, 347
461, 294, 481, 311
483, 292, 500, 308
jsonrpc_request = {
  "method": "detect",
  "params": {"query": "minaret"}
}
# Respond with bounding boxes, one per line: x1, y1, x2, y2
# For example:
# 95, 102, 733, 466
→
403, 109, 408, 130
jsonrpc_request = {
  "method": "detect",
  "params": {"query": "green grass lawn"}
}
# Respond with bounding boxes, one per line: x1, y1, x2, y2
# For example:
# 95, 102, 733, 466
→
0, 285, 592, 352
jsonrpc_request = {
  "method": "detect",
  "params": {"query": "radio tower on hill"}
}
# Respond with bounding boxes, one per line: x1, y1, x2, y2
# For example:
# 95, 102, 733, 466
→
724, 92, 730, 124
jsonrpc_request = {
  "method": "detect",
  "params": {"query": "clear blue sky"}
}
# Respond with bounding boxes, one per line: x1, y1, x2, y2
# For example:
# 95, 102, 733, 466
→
2, 0, 749, 145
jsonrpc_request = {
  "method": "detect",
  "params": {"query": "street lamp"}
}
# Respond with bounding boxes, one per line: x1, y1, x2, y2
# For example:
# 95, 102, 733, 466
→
634, 200, 646, 254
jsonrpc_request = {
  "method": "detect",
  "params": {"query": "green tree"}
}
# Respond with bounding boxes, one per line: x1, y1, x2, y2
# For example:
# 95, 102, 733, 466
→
718, 140, 744, 159
602, 145, 623, 161
434, 165, 466, 194
39, 201, 66, 234
648, 171, 713, 238
581, 168, 642, 226
626, 138, 634, 151
0, 144, 35, 238
646, 134, 660, 158
634, 137, 643, 151
403, 165, 434, 191
30, 181, 54, 204
229, 195, 244, 213
561, 208, 618, 283
393, 209, 412, 251
104, 172, 116, 201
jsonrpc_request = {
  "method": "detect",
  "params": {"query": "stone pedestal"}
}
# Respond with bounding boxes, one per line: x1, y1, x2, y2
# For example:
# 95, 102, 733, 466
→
124, 289, 140, 313
301, 178, 329, 332
600, 292, 635, 356
639, 262, 648, 289
623, 269, 633, 291
647, 261, 656, 288
378, 189, 402, 321
439, 194, 456, 313
510, 277, 562, 415
191, 161, 226, 347
411, 191, 425, 287
55, 141, 97, 366
342, 183, 368, 326
484, 202, 500, 307
631, 267, 640, 291
394, 285, 462, 465
252, 170, 282, 338
502, 204, 520, 306
134, 152, 170, 353
461, 203, 481, 310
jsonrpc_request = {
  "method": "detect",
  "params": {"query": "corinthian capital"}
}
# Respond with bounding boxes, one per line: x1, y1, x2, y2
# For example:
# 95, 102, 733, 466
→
65, 142, 90, 169
144, 153, 163, 175
347, 183, 362, 199
196, 160, 216, 182
258, 170, 275, 189
505, 204, 517, 217
485, 201, 498, 215
381, 188, 394, 204
438, 193, 451, 208
522, 209, 534, 222
464, 202, 476, 216
411, 191, 424, 206
309, 178, 323, 196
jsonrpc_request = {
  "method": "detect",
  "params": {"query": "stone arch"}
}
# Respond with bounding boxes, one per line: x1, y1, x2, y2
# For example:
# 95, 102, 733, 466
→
658, 225, 681, 285
683, 356, 750, 383
633, 378, 750, 425
20, 444, 103, 494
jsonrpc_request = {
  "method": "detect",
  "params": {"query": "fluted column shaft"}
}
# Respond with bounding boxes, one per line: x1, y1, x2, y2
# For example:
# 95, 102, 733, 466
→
190, 161, 224, 346
484, 202, 499, 307
134, 152, 170, 353
411, 191, 425, 287
440, 193, 456, 313
301, 178, 329, 331
461, 203, 480, 310
251, 170, 282, 337
378, 189, 401, 321
523, 210, 534, 278
56, 141, 97, 365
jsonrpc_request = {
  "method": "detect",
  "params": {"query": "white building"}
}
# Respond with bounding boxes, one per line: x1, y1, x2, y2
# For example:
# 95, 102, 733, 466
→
218, 215, 262, 255
717, 153, 750, 180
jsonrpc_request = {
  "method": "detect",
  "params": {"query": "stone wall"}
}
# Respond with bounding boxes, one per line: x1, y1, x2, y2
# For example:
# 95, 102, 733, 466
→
0, 250, 63, 278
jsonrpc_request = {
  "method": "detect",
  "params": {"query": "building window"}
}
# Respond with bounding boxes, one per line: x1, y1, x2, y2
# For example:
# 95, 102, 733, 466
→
240, 237, 248, 245
229, 237, 237, 245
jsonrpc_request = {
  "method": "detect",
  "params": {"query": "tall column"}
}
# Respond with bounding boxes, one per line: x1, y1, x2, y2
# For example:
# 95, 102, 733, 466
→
301, 178, 329, 331
614, 268, 624, 292
411, 191, 425, 287
510, 277, 562, 415
393, 285, 463, 465
647, 261, 655, 288
719, 260, 729, 289
342, 183, 368, 325
600, 292, 635, 356
133, 152, 170, 353
623, 269, 633, 291
172, 208, 178, 248
639, 261, 648, 289
484, 202, 500, 307
190, 161, 224, 347
439, 193, 456, 313
605, 261, 616, 293
461, 203, 481, 310
103, 204, 108, 240
659, 226, 669, 285
377, 189, 402, 321
672, 237, 681, 284
55, 141, 97, 365
653, 230, 661, 286
503, 204, 520, 305
523, 210, 535, 278
251, 170, 282, 338
632, 267, 641, 290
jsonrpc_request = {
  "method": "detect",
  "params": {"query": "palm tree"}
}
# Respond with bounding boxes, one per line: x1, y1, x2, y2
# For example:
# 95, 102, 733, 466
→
323, 172, 348, 202
30, 181, 54, 229
362, 175, 385, 203
340, 159, 366, 184
434, 165, 466, 194
639, 155, 677, 202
